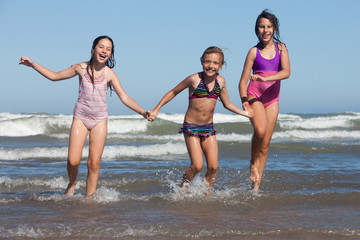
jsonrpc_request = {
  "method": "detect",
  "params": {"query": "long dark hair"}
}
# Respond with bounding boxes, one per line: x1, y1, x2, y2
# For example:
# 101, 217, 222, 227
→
87, 35, 116, 84
255, 10, 282, 49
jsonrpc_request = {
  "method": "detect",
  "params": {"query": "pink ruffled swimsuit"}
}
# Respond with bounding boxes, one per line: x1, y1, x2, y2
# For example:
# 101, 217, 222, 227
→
73, 68, 108, 130
247, 42, 281, 108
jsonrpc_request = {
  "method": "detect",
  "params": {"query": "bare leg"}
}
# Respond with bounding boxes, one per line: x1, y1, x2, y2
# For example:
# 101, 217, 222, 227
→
180, 134, 203, 188
201, 135, 218, 194
86, 119, 107, 196
248, 100, 267, 190
255, 102, 279, 189
64, 117, 88, 195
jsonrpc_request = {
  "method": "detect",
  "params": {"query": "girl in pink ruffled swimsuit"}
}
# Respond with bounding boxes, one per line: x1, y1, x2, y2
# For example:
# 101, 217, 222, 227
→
19, 36, 147, 196
239, 10, 291, 191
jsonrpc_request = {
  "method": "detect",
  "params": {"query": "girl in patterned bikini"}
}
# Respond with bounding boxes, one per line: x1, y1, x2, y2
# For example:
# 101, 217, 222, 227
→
239, 10, 291, 191
148, 47, 253, 194
19, 36, 147, 196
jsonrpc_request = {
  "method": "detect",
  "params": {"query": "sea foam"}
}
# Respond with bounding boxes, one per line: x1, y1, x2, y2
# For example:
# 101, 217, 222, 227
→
0, 142, 187, 160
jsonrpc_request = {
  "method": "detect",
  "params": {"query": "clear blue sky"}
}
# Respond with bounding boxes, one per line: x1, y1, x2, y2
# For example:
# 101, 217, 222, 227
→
1, 0, 359, 115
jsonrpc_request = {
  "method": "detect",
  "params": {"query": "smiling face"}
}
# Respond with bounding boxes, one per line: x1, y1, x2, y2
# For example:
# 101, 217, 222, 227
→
256, 17, 276, 43
201, 53, 223, 77
92, 38, 113, 65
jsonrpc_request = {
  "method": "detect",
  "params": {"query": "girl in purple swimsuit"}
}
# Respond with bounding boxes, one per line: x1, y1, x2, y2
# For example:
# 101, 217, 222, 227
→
239, 10, 291, 191
19, 36, 147, 196
148, 47, 253, 194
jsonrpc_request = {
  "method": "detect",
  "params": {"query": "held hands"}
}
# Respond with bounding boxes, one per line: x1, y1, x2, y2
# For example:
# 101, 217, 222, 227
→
246, 107, 254, 118
19, 56, 34, 68
242, 103, 254, 118
141, 109, 159, 122
142, 111, 150, 120
146, 109, 159, 122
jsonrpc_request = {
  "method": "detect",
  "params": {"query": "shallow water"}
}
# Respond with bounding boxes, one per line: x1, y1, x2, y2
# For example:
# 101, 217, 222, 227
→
0, 112, 359, 239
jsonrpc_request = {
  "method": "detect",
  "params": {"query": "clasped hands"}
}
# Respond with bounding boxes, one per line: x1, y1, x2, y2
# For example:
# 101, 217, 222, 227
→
142, 109, 158, 122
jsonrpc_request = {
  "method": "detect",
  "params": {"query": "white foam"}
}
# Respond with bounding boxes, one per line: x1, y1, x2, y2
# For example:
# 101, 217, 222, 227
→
7, 225, 45, 238
1, 225, 358, 239
216, 133, 252, 142
119, 225, 168, 238
0, 114, 72, 137
90, 186, 121, 203
0, 112, 35, 121
33, 193, 83, 202
279, 114, 360, 130
0, 147, 69, 160
277, 113, 303, 121
0, 197, 21, 204
213, 113, 251, 123
2, 112, 359, 138
167, 177, 210, 201
273, 130, 360, 140
166, 176, 258, 204
0, 176, 85, 190
0, 113, 148, 137
103, 142, 187, 159
0, 142, 187, 160
107, 133, 184, 141
31, 186, 155, 203
108, 118, 148, 134
106, 132, 252, 142
107, 129, 360, 142
155, 113, 185, 124
2, 127, 358, 161
155, 112, 250, 124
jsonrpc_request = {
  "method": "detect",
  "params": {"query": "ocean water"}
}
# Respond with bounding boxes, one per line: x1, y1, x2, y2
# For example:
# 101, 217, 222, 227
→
0, 112, 359, 239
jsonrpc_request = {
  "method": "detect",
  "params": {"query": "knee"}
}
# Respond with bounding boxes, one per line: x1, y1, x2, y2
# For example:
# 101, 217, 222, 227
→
254, 126, 266, 139
67, 158, 79, 169
190, 163, 203, 173
206, 162, 218, 173
87, 159, 100, 172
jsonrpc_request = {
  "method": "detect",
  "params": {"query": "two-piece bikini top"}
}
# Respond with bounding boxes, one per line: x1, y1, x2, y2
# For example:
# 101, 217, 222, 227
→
189, 72, 222, 99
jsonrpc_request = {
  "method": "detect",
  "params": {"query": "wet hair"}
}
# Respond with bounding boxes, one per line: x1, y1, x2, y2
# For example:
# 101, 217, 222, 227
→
255, 10, 282, 49
200, 46, 226, 68
87, 35, 116, 84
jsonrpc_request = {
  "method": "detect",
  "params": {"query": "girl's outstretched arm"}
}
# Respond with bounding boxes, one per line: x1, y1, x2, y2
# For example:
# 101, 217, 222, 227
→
19, 56, 77, 81
219, 77, 253, 118
148, 77, 190, 121
108, 68, 147, 118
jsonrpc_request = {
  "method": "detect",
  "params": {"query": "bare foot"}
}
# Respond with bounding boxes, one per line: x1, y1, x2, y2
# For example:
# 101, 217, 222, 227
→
249, 165, 260, 190
179, 182, 190, 195
205, 188, 213, 196
252, 180, 260, 192
204, 179, 214, 196
64, 181, 77, 195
